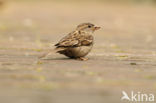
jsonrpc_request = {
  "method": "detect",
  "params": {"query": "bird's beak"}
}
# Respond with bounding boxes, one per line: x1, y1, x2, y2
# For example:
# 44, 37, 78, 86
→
93, 26, 101, 31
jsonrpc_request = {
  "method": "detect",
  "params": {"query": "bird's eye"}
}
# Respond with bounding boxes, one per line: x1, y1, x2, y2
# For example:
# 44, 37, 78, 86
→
88, 25, 92, 28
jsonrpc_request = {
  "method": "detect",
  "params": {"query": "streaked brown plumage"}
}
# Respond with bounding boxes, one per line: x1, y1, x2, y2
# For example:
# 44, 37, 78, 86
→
40, 23, 100, 61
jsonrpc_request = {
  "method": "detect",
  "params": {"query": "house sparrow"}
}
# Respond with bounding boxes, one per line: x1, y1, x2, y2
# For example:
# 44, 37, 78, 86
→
40, 23, 100, 61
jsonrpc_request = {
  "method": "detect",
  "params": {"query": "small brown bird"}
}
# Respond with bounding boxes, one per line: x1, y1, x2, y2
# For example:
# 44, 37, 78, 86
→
40, 23, 100, 61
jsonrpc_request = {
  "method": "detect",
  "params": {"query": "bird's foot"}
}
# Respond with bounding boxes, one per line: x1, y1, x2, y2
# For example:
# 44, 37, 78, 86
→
76, 57, 88, 61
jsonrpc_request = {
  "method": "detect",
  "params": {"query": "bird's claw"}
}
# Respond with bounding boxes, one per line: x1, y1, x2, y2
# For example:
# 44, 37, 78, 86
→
76, 57, 88, 61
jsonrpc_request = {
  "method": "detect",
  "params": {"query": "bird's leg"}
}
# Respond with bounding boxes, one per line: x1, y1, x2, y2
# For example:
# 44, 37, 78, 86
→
76, 57, 88, 61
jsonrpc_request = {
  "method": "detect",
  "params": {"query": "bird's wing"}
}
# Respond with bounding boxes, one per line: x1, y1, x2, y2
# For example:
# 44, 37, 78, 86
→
55, 31, 93, 47
80, 34, 93, 46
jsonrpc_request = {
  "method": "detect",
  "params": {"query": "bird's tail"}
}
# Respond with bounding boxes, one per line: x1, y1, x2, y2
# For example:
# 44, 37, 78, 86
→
38, 48, 65, 59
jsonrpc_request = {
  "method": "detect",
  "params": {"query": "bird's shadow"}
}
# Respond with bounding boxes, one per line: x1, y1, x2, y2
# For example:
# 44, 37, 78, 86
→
39, 57, 75, 61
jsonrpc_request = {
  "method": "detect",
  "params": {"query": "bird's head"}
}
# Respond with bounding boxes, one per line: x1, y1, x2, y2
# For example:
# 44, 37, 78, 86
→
76, 23, 100, 33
